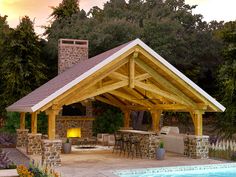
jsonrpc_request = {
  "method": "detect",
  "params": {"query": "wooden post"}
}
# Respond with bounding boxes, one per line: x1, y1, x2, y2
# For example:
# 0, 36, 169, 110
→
31, 112, 37, 134
46, 105, 60, 140
151, 110, 162, 132
123, 110, 131, 128
190, 111, 204, 136
129, 55, 135, 88
20, 112, 26, 130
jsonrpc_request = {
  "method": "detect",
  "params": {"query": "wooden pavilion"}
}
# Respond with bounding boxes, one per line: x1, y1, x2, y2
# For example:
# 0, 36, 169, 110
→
6, 38, 225, 165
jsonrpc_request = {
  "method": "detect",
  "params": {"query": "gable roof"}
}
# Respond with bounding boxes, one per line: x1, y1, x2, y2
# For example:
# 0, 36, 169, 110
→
6, 39, 225, 112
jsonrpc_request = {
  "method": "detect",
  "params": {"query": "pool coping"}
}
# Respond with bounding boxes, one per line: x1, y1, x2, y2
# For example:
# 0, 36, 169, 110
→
101, 163, 236, 177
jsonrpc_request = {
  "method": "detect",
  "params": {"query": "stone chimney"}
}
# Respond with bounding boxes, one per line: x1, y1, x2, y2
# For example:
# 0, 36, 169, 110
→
58, 39, 88, 74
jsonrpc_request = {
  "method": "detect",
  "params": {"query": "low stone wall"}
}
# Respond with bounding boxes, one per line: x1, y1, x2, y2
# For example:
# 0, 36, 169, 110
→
42, 139, 62, 166
184, 135, 209, 159
120, 132, 160, 159
16, 129, 29, 147
56, 116, 94, 139
27, 133, 42, 155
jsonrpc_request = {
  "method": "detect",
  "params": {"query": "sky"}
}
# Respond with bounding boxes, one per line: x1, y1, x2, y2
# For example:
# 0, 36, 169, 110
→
0, 0, 235, 35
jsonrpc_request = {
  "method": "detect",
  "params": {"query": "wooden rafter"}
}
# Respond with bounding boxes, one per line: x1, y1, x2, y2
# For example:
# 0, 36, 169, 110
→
39, 53, 131, 112
95, 96, 122, 108
135, 80, 190, 106
65, 80, 129, 105
135, 73, 151, 81
109, 90, 152, 108
103, 93, 126, 107
135, 57, 198, 108
129, 52, 137, 88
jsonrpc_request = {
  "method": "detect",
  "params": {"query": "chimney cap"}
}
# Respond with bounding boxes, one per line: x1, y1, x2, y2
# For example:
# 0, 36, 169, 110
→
59, 39, 88, 47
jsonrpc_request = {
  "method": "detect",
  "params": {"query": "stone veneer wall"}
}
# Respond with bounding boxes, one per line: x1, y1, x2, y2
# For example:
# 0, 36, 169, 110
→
56, 116, 94, 139
184, 135, 209, 159
58, 39, 88, 74
121, 133, 160, 159
27, 133, 42, 155
42, 139, 62, 166
16, 129, 29, 147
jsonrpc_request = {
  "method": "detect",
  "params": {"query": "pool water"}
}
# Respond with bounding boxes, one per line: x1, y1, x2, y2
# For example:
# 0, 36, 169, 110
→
113, 163, 236, 177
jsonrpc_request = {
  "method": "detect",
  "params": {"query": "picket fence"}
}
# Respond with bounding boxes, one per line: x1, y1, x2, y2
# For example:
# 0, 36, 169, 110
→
209, 139, 236, 160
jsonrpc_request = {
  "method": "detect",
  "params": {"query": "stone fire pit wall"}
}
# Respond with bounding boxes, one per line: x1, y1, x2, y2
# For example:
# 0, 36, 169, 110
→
56, 116, 94, 139
16, 129, 29, 147
184, 135, 209, 159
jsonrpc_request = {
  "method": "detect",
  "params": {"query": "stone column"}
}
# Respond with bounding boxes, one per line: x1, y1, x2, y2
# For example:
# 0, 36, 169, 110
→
16, 129, 29, 147
27, 133, 42, 155
42, 139, 62, 166
184, 135, 209, 159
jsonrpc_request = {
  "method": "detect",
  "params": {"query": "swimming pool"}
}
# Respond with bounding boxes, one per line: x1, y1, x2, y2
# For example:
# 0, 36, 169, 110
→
113, 163, 236, 177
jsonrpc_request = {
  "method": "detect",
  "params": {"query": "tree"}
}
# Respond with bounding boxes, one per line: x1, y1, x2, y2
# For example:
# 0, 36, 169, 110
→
215, 21, 236, 137
0, 16, 46, 114
50, 0, 80, 21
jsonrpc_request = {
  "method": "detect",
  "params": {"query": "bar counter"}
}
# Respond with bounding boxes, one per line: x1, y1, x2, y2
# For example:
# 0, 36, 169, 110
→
118, 129, 160, 159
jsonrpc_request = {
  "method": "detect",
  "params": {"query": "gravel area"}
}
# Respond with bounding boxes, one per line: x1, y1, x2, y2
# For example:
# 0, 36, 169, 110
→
2, 148, 30, 167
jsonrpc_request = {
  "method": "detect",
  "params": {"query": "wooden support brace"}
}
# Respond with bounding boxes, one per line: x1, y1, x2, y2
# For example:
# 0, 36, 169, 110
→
31, 112, 37, 134
129, 55, 135, 88
150, 110, 162, 132
20, 112, 26, 130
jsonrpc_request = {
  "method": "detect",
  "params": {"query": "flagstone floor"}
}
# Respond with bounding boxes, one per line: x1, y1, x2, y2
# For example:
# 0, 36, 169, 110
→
55, 148, 225, 177
16, 146, 227, 177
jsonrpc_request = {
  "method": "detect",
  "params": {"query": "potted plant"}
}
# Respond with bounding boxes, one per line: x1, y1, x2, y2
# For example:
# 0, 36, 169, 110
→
62, 138, 71, 154
156, 141, 165, 160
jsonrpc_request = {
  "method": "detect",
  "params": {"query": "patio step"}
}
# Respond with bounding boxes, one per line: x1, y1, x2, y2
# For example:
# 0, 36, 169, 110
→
0, 169, 18, 177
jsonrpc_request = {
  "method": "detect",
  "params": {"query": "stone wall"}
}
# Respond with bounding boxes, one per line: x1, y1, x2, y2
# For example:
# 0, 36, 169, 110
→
121, 132, 160, 159
42, 139, 62, 166
56, 116, 94, 139
58, 39, 88, 74
184, 135, 209, 159
16, 129, 28, 147
27, 133, 42, 155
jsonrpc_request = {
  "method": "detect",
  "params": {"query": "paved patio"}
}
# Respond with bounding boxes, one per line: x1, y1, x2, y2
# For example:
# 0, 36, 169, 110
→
53, 147, 224, 177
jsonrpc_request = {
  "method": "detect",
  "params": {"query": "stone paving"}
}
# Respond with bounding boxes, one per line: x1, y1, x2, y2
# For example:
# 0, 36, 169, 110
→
54, 148, 225, 177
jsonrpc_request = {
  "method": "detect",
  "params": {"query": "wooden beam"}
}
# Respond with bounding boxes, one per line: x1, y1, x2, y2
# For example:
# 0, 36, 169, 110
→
95, 96, 122, 108
122, 87, 154, 107
103, 93, 126, 107
135, 73, 151, 81
150, 110, 162, 132
31, 112, 37, 134
129, 54, 136, 88
39, 56, 130, 112
135, 80, 189, 105
136, 46, 220, 111
65, 80, 129, 105
45, 105, 60, 140
135, 58, 197, 108
109, 90, 152, 108
20, 112, 26, 130
109, 72, 128, 81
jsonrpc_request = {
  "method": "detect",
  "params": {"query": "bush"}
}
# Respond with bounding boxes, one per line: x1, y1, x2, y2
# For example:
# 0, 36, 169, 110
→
93, 108, 123, 134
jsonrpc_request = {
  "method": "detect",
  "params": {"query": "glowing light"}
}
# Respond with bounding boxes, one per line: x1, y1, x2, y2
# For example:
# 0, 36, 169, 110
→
67, 128, 81, 138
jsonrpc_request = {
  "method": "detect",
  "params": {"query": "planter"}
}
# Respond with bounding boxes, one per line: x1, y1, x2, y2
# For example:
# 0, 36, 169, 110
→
62, 143, 71, 154
156, 148, 165, 160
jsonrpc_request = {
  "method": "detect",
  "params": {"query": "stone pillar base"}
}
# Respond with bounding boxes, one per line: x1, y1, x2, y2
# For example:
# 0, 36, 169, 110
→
27, 133, 42, 155
16, 129, 29, 147
42, 139, 62, 167
184, 135, 209, 159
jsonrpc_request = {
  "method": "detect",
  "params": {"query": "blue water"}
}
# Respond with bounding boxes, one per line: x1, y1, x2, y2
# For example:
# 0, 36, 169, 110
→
113, 163, 236, 177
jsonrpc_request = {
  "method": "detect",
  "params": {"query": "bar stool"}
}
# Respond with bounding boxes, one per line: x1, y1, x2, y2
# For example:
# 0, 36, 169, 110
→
128, 136, 142, 159
120, 134, 130, 156
113, 132, 122, 153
